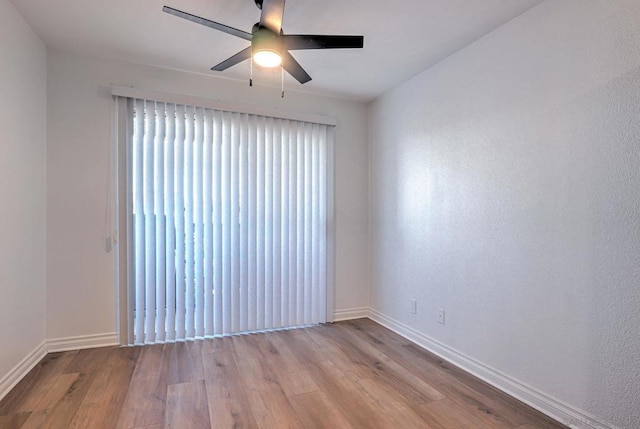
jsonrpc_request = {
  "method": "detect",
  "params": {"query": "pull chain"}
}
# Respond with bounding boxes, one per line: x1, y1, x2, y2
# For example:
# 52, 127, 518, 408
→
250, 55, 253, 87
281, 64, 285, 98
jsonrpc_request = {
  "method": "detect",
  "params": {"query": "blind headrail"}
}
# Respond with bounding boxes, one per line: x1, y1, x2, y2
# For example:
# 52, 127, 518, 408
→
111, 85, 337, 127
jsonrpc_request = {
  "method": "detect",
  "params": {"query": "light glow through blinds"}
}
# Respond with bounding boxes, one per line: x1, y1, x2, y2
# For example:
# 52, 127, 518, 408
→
129, 99, 332, 344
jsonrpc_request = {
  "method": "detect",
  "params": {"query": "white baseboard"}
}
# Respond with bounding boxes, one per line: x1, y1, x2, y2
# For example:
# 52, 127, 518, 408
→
0, 342, 48, 403
333, 307, 370, 322
367, 308, 616, 429
47, 332, 119, 353
0, 332, 119, 402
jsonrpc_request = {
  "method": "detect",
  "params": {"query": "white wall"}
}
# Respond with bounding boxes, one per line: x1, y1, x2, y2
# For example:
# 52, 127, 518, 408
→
46, 50, 369, 339
369, 1, 640, 428
0, 0, 47, 381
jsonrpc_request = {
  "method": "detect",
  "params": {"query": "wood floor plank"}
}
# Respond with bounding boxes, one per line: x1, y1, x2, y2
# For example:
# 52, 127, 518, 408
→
16, 410, 49, 429
348, 318, 564, 428
203, 337, 258, 429
0, 351, 78, 416
22, 373, 79, 414
0, 412, 31, 429
68, 346, 139, 428
165, 381, 211, 429
313, 323, 442, 405
354, 319, 521, 428
289, 391, 354, 429
253, 332, 318, 396
354, 376, 443, 429
277, 329, 327, 366
230, 335, 302, 429
331, 322, 445, 403
166, 341, 205, 385
117, 344, 169, 429
302, 359, 397, 429
304, 326, 376, 380
25, 347, 111, 429
13, 351, 78, 411
421, 398, 497, 429
18, 373, 81, 429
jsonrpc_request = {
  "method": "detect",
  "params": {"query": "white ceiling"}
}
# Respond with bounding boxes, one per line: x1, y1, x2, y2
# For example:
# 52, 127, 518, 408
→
11, 0, 542, 101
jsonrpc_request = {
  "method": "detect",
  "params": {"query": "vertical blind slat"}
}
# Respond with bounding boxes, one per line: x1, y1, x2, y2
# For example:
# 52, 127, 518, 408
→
164, 104, 177, 342
221, 112, 232, 334
239, 114, 250, 333
287, 123, 298, 327
247, 115, 258, 332
184, 106, 195, 339
319, 127, 328, 322
203, 111, 214, 337
272, 120, 282, 329
312, 123, 320, 324
256, 116, 266, 331
174, 104, 186, 340
193, 108, 205, 337
230, 112, 240, 333
130, 99, 331, 343
264, 117, 274, 330
155, 104, 166, 342
213, 110, 223, 336
280, 120, 290, 329
143, 100, 156, 343
133, 99, 145, 345
303, 123, 313, 325
295, 123, 305, 326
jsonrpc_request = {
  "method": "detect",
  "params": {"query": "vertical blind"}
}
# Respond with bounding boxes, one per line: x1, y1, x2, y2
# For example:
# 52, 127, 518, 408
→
128, 98, 333, 344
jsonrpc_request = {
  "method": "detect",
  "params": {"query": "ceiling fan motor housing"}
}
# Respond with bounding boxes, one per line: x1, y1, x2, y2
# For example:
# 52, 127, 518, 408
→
252, 26, 282, 57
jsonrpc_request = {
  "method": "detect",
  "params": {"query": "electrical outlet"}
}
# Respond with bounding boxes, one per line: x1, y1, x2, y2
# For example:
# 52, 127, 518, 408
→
410, 299, 417, 315
438, 309, 446, 325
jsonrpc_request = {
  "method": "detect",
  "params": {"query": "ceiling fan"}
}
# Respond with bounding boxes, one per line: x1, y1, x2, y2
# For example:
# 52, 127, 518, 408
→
163, 0, 364, 85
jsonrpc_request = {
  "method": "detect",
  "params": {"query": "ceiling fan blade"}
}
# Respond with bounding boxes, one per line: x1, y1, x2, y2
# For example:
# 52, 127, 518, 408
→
282, 52, 311, 84
211, 47, 252, 71
259, 0, 286, 33
283, 34, 364, 50
163, 6, 252, 41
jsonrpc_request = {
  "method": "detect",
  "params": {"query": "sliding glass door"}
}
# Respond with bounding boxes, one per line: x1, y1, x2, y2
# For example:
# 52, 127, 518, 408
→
122, 97, 333, 345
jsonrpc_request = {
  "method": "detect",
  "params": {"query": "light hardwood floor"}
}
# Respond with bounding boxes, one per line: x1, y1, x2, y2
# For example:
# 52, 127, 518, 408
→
0, 319, 567, 428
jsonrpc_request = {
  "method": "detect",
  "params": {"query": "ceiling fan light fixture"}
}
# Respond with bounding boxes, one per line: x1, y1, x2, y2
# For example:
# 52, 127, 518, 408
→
251, 26, 282, 68
253, 49, 282, 68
